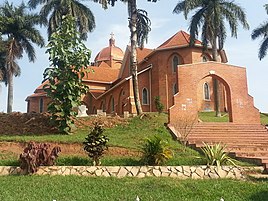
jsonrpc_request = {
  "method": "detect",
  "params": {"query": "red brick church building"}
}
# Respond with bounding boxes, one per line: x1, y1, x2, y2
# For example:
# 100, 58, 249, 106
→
26, 30, 252, 118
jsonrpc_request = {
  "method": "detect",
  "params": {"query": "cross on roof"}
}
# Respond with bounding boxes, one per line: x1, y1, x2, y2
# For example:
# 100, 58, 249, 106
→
110, 32, 114, 39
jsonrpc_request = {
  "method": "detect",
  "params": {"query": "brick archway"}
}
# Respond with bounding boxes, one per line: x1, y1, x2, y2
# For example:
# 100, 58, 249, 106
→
199, 74, 233, 122
169, 62, 260, 125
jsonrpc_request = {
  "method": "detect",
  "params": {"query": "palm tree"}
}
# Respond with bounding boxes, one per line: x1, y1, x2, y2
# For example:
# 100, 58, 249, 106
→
105, 0, 154, 115
28, 0, 96, 40
173, 0, 249, 117
252, 4, 268, 60
0, 2, 45, 113
0, 38, 6, 83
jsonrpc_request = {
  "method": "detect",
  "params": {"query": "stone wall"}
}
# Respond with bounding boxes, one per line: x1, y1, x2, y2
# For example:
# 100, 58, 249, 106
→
0, 165, 247, 179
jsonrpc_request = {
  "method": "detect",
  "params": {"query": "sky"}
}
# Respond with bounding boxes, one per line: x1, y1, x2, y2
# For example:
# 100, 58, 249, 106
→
0, 0, 268, 113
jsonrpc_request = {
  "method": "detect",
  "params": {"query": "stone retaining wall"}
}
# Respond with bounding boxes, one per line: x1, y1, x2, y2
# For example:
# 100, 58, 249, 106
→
0, 165, 248, 179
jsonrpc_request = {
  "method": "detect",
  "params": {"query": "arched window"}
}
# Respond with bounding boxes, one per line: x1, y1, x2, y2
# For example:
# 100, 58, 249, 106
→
173, 83, 178, 95
111, 96, 115, 112
204, 83, 210, 100
142, 88, 149, 105
172, 55, 179, 72
92, 106, 96, 114
39, 98, 43, 113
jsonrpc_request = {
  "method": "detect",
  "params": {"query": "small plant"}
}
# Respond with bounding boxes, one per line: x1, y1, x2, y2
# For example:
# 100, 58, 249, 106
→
200, 142, 236, 168
173, 114, 197, 151
154, 96, 164, 113
19, 142, 61, 174
83, 122, 109, 166
141, 135, 173, 165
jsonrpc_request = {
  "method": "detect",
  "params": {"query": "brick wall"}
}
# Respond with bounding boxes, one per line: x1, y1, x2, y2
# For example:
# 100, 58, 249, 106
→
169, 62, 260, 125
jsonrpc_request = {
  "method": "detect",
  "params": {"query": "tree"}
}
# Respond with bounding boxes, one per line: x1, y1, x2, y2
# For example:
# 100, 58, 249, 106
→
0, 37, 7, 100
43, 14, 91, 133
0, 37, 7, 83
173, 0, 249, 117
105, 0, 155, 115
252, 4, 268, 60
0, 2, 44, 113
28, 0, 96, 40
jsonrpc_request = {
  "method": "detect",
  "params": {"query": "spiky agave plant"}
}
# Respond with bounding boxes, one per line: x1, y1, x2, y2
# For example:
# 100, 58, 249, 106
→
200, 142, 236, 168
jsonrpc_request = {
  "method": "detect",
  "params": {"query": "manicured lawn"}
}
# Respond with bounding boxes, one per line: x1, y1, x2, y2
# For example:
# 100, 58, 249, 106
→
198, 111, 229, 122
0, 175, 267, 201
199, 112, 268, 125
260, 113, 268, 125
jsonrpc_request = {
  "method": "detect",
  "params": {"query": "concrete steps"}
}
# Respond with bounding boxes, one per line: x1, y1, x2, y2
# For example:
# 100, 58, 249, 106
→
183, 122, 268, 172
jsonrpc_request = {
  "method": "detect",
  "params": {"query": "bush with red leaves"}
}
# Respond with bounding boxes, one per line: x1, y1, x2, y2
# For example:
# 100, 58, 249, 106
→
19, 142, 61, 174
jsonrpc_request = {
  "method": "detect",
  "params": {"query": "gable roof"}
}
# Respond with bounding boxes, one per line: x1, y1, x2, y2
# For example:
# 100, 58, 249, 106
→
137, 47, 153, 63
83, 66, 120, 83
157, 30, 202, 50
118, 46, 153, 79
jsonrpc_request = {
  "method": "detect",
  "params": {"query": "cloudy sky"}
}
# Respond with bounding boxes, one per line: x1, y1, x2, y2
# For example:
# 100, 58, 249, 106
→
1, 0, 268, 113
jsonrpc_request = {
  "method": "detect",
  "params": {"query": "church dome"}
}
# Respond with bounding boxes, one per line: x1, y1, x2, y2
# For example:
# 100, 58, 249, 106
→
94, 34, 124, 63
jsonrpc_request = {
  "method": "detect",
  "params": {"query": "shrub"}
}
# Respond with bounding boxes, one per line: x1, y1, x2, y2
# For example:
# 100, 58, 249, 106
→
19, 142, 61, 174
200, 142, 236, 168
141, 135, 173, 165
83, 123, 109, 166
173, 114, 197, 151
154, 96, 164, 113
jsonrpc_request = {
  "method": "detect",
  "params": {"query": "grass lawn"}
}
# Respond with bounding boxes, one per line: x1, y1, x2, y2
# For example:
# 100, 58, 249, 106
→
0, 113, 266, 200
261, 113, 268, 125
0, 175, 268, 201
199, 112, 268, 125
0, 113, 170, 147
0, 113, 255, 167
198, 111, 229, 122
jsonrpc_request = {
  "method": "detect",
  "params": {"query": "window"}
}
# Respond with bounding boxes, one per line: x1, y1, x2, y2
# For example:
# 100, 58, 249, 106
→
173, 83, 178, 95
27, 101, 30, 113
172, 55, 179, 72
204, 83, 210, 100
39, 98, 44, 113
142, 88, 149, 105
111, 97, 115, 112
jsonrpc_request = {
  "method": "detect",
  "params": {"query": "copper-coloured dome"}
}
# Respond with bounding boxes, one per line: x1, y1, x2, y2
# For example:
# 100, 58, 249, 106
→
94, 34, 124, 63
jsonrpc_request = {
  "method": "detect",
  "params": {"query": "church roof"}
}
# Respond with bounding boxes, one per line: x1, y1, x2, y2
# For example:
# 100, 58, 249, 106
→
83, 66, 119, 83
25, 92, 46, 101
157, 30, 202, 50
30, 80, 49, 95
137, 47, 153, 63
94, 35, 124, 63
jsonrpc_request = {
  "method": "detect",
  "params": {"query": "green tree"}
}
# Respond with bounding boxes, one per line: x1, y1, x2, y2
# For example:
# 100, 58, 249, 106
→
173, 0, 249, 117
28, 0, 96, 40
0, 2, 44, 113
44, 14, 91, 133
252, 4, 268, 60
0, 37, 7, 83
105, 0, 155, 115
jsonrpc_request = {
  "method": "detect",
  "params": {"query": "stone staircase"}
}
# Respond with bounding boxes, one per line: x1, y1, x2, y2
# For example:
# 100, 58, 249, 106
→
185, 122, 268, 171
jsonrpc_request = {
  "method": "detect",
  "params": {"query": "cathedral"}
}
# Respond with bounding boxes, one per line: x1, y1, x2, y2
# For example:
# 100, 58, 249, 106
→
26, 30, 259, 123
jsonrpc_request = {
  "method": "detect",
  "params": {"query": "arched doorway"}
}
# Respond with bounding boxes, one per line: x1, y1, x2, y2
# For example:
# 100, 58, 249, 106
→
197, 75, 232, 122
